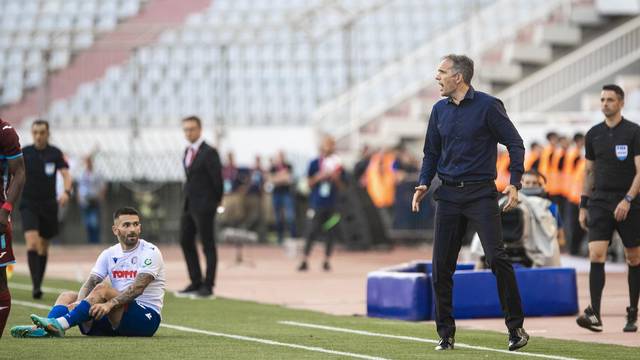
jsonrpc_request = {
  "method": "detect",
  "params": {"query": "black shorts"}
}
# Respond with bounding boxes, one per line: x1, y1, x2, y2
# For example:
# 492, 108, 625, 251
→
588, 204, 640, 248
20, 201, 59, 239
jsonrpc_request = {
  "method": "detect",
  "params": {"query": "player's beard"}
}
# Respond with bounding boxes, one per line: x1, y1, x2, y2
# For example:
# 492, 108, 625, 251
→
119, 232, 139, 248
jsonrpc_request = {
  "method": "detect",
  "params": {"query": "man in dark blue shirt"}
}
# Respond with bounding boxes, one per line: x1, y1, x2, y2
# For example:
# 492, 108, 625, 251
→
412, 54, 528, 352
298, 136, 344, 272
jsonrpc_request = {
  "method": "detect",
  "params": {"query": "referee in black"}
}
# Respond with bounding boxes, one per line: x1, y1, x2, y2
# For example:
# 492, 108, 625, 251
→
412, 54, 528, 351
577, 84, 640, 333
21, 119, 72, 299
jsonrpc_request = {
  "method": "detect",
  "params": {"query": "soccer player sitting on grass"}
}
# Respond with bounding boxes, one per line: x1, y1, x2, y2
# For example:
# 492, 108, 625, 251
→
11, 207, 166, 338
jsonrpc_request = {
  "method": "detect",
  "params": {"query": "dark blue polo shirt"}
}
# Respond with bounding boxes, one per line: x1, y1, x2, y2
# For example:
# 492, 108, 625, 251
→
418, 87, 524, 187
308, 157, 344, 209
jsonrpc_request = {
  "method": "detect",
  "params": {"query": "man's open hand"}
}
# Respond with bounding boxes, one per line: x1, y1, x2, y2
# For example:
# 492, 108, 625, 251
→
412, 185, 428, 212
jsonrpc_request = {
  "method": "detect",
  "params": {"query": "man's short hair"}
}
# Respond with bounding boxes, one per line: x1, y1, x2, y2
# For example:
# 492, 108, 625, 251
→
523, 169, 546, 185
545, 131, 558, 141
602, 84, 625, 100
442, 54, 474, 84
182, 115, 202, 128
573, 132, 584, 142
113, 207, 141, 221
32, 119, 50, 130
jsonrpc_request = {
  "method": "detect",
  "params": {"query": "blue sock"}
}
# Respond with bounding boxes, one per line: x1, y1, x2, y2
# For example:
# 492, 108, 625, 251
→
48, 304, 69, 318
62, 300, 91, 327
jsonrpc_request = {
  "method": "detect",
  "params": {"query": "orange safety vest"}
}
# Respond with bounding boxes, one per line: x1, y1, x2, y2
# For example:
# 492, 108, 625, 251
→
524, 149, 540, 171
561, 147, 580, 198
538, 144, 555, 177
547, 148, 565, 197
568, 157, 586, 205
365, 152, 397, 208
495, 151, 510, 192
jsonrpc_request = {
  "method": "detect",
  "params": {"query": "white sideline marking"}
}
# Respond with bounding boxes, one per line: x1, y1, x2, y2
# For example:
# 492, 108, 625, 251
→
161, 323, 388, 360
9, 283, 73, 293
11, 299, 388, 360
279, 321, 580, 360
11, 300, 51, 310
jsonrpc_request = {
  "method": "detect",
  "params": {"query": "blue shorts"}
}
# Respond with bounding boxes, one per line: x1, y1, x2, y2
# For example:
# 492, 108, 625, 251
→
80, 301, 161, 337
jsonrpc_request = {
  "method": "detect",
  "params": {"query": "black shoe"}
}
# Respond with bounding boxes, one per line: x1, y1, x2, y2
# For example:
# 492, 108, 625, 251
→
32, 289, 43, 300
175, 283, 201, 297
576, 306, 603, 332
508, 328, 529, 351
434, 337, 454, 351
323, 261, 331, 271
195, 285, 214, 298
624, 307, 638, 332
297, 261, 308, 271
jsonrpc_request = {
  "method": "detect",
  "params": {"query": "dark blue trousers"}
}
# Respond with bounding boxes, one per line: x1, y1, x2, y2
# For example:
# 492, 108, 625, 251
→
432, 182, 524, 338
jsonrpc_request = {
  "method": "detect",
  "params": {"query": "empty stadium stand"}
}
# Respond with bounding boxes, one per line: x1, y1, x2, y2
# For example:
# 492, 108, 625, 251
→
39, 0, 495, 130
313, 0, 640, 148
1, 0, 212, 124
2, 0, 639, 182
0, 0, 144, 108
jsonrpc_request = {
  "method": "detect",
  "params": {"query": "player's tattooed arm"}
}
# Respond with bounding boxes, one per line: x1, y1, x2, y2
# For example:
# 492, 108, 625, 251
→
78, 274, 104, 300
108, 273, 155, 308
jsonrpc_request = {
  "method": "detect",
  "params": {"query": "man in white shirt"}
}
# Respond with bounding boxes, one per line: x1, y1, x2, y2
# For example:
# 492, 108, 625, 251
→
11, 207, 166, 338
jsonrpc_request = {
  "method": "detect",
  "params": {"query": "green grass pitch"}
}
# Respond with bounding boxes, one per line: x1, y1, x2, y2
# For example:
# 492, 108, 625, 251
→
3, 274, 638, 359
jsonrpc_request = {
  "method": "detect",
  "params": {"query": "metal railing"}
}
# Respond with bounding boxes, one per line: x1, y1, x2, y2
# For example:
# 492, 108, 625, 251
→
311, 0, 568, 144
500, 15, 640, 112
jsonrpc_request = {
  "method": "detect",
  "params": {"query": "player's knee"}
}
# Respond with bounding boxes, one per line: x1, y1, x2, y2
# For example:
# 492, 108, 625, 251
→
88, 283, 108, 298
626, 255, 640, 267
589, 251, 607, 262
25, 237, 38, 250
589, 246, 607, 262
56, 291, 78, 305
60, 290, 77, 298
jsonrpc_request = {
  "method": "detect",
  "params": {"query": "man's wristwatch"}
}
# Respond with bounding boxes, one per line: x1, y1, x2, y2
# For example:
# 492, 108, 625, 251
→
624, 194, 634, 203
512, 183, 522, 190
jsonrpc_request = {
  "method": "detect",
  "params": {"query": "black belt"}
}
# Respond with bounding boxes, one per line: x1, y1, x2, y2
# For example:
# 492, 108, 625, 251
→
440, 179, 493, 188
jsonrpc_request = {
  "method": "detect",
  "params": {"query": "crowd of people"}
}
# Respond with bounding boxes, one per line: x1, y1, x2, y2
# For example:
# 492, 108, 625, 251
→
495, 131, 588, 257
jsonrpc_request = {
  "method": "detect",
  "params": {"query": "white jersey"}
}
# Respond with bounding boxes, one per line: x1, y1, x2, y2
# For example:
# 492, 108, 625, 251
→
90, 239, 166, 315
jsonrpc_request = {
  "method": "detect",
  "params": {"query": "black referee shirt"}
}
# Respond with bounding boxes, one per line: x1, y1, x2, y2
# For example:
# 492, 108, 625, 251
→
21, 144, 68, 205
585, 118, 640, 206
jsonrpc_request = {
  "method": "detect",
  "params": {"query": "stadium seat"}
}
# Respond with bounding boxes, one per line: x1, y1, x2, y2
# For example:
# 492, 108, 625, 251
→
37, 0, 497, 130
0, 0, 142, 106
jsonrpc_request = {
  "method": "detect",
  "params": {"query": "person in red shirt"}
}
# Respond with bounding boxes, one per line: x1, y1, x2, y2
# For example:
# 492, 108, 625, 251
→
0, 118, 26, 337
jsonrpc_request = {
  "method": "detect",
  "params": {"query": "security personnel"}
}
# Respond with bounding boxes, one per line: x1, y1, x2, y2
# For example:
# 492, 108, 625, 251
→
524, 142, 542, 171
564, 133, 586, 256
412, 54, 528, 352
20, 119, 72, 299
577, 84, 640, 333
538, 132, 559, 177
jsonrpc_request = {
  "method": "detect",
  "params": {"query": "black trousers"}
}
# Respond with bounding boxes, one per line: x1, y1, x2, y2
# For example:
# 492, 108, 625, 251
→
180, 210, 217, 288
303, 207, 338, 257
432, 183, 524, 338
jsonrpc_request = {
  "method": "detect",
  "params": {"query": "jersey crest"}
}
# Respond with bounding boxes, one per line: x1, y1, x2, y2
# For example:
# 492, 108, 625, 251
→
616, 145, 628, 161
